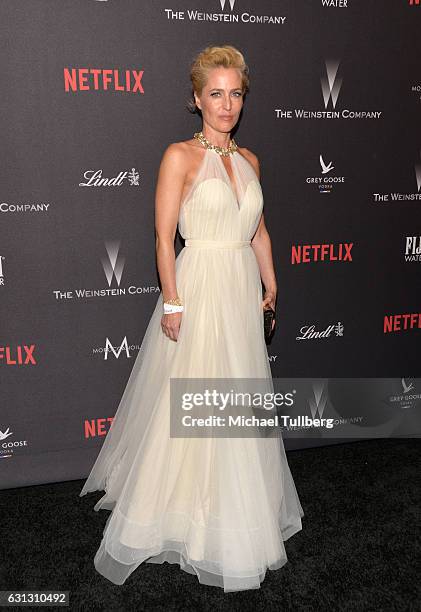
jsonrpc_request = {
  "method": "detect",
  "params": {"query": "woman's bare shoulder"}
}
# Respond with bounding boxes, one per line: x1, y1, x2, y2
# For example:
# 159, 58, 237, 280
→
161, 139, 202, 164
238, 145, 260, 178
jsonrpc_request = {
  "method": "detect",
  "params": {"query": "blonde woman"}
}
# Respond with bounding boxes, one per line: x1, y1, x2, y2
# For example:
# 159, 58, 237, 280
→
80, 44, 304, 592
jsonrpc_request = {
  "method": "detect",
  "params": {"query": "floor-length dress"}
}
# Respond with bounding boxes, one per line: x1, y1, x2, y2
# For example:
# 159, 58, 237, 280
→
79, 142, 304, 592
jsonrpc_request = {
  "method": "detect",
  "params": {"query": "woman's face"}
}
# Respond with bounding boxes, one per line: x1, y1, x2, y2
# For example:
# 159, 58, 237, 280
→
194, 67, 244, 134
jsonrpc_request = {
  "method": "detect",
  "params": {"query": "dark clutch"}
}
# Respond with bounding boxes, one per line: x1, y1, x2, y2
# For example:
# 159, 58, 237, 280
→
263, 307, 275, 342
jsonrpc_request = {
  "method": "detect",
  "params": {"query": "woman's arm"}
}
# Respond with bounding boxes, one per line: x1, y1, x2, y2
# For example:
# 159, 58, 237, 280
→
251, 212, 277, 304
154, 143, 186, 340
243, 150, 277, 307
155, 143, 185, 301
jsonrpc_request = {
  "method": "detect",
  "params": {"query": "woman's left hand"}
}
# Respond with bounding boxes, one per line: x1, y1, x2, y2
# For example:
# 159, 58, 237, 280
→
262, 290, 276, 332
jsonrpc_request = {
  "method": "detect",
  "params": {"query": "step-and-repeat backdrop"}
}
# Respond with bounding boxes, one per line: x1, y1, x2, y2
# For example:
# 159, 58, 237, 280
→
1, 1, 420, 489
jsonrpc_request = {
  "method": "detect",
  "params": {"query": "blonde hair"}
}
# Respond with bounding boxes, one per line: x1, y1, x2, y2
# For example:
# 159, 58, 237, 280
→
187, 44, 250, 113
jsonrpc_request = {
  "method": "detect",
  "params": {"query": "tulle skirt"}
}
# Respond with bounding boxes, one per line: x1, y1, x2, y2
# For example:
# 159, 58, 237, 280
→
80, 242, 304, 592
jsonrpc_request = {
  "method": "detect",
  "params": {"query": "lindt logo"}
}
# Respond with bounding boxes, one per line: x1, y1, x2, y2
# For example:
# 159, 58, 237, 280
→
64, 68, 144, 93
79, 168, 140, 187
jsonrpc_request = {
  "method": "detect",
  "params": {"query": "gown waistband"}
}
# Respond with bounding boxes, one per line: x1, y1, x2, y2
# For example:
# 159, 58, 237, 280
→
184, 239, 251, 249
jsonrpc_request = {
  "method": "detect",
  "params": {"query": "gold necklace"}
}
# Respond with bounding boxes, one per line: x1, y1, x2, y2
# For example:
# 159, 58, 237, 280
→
193, 131, 238, 157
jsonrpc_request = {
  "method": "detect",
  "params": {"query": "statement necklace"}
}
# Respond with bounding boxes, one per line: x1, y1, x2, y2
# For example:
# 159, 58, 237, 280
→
193, 131, 238, 157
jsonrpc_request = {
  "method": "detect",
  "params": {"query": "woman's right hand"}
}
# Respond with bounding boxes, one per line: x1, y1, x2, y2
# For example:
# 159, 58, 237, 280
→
161, 312, 183, 342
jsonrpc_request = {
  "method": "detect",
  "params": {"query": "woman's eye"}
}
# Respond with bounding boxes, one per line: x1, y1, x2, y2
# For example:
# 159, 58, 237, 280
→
210, 92, 242, 97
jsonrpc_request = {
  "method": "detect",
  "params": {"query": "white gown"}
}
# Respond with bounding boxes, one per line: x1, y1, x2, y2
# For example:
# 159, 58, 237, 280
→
79, 144, 304, 592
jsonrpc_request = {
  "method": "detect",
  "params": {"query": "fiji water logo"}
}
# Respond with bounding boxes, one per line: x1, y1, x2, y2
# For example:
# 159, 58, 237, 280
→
404, 236, 421, 262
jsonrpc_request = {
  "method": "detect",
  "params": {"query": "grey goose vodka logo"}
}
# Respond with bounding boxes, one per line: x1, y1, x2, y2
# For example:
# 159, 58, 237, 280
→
79, 167, 140, 187
164, 0, 286, 24
306, 154, 346, 193
384, 378, 421, 413
52, 239, 159, 301
0, 426, 29, 459
276, 58, 382, 120
373, 149, 421, 204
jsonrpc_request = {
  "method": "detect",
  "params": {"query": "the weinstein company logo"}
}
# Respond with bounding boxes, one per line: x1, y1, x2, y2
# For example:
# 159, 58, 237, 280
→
306, 154, 346, 193
79, 168, 140, 187
52, 240, 159, 301
0, 426, 29, 459
1, 201, 50, 214
373, 150, 421, 203
63, 68, 144, 93
164, 0, 286, 24
291, 242, 353, 264
276, 59, 382, 120
102, 240, 124, 287
309, 382, 328, 421
404, 237, 421, 262
296, 321, 344, 341
0, 255, 4, 286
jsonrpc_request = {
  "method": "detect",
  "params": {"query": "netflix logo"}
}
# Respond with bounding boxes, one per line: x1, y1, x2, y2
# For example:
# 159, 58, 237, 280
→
83, 418, 115, 439
291, 242, 353, 264
64, 68, 144, 93
0, 345, 36, 365
384, 314, 421, 333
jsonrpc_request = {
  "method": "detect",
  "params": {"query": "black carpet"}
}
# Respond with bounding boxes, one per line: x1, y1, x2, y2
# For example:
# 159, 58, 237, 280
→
1, 438, 419, 611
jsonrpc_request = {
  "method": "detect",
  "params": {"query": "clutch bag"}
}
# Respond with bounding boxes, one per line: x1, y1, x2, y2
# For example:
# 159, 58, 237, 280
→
263, 307, 275, 342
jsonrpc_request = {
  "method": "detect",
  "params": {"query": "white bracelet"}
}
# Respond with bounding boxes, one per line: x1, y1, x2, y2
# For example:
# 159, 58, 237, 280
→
163, 303, 184, 314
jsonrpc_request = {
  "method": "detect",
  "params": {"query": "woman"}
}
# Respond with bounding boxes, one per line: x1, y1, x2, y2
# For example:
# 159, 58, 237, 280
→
80, 44, 304, 592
